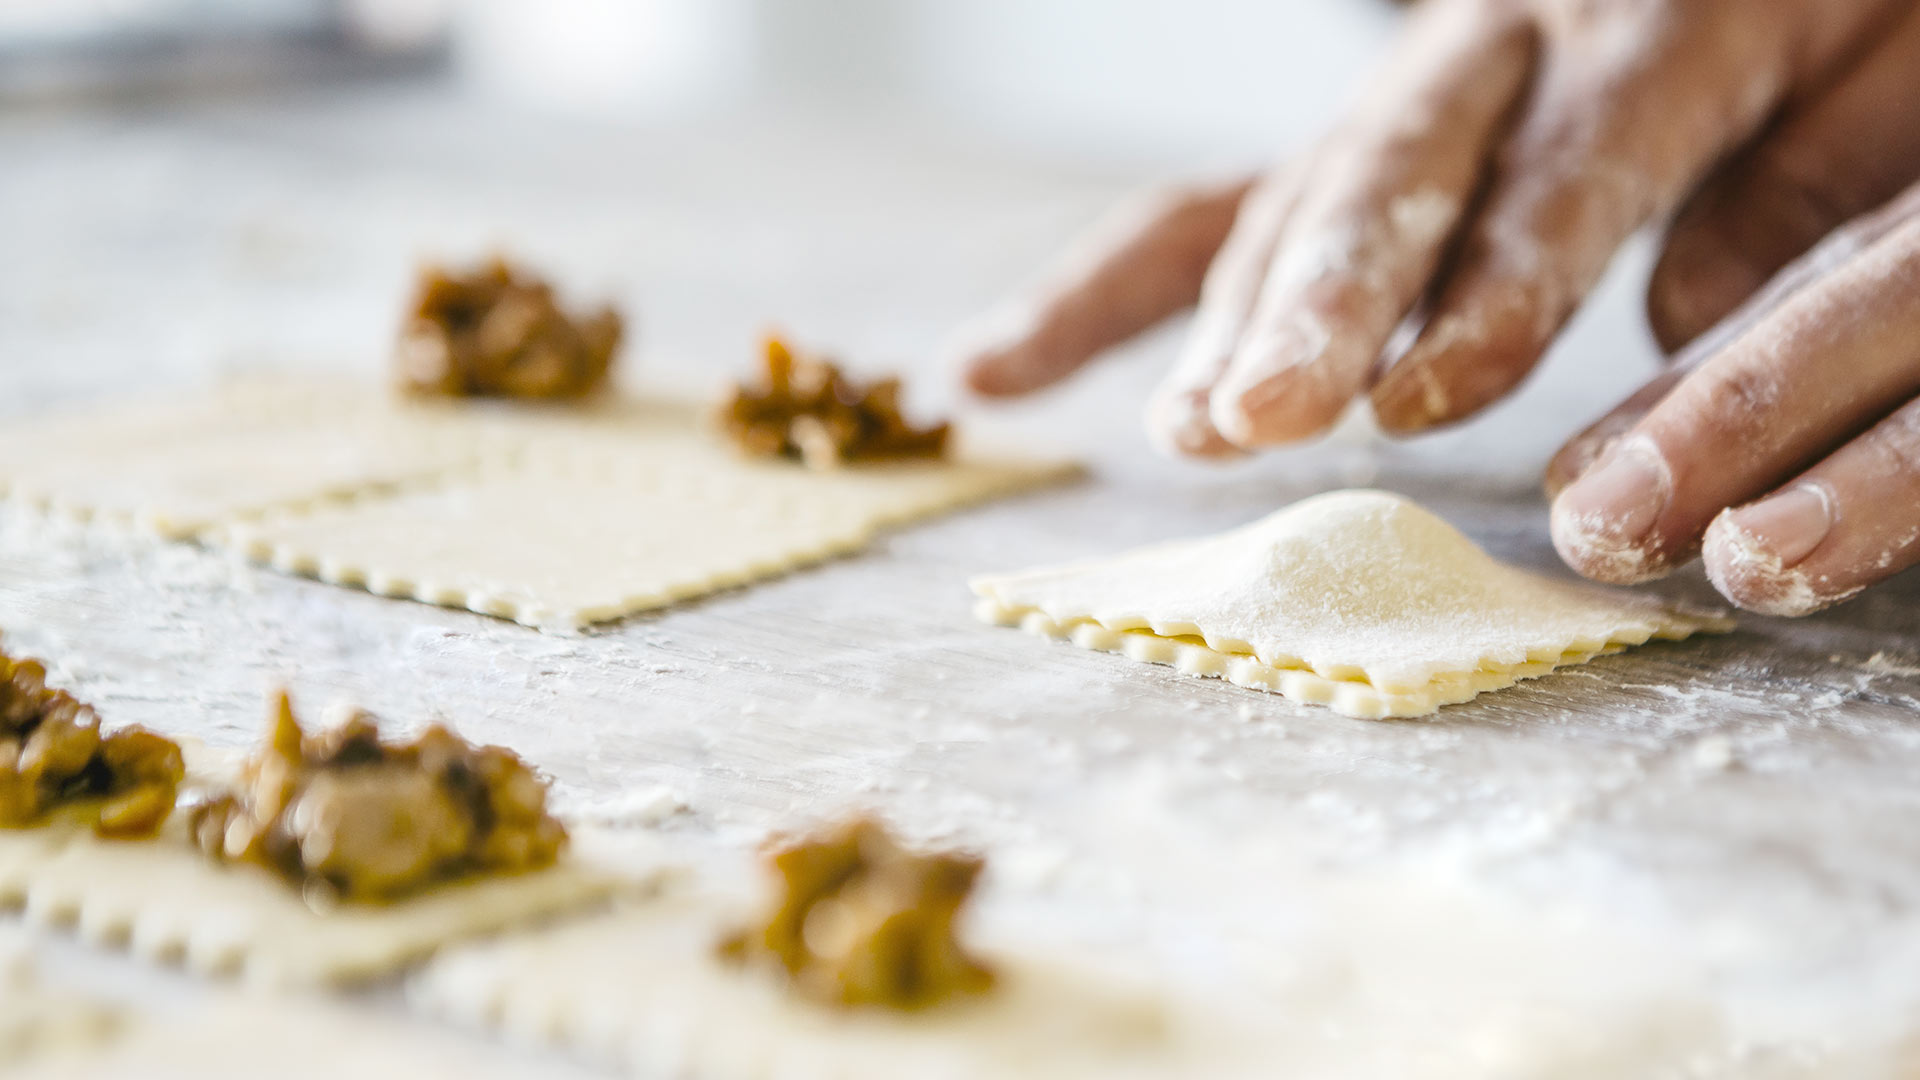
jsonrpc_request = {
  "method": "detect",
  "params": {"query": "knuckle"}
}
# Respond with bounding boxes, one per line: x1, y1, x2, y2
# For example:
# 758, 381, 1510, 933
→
1678, 359, 1779, 440
1868, 402, 1920, 478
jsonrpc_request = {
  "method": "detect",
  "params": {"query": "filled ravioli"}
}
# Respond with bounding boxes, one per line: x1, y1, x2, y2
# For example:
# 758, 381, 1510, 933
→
971, 490, 1731, 718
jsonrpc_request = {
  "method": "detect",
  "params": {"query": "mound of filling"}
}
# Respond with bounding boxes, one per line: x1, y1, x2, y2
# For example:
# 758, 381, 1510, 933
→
719, 818, 994, 1010
716, 336, 950, 469
396, 256, 623, 400
0, 645, 182, 837
189, 692, 566, 903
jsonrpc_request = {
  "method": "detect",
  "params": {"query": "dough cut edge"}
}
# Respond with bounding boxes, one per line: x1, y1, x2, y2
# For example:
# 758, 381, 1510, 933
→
409, 890, 1216, 1080
217, 458, 1079, 631
973, 598, 1721, 719
0, 825, 664, 987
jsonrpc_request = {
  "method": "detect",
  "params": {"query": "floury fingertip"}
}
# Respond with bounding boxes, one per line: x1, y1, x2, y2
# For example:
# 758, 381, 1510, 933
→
1549, 437, 1676, 584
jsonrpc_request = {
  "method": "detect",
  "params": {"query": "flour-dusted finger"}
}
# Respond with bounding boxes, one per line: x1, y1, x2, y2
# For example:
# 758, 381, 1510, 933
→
1370, 4, 1808, 434
1146, 172, 1303, 459
957, 178, 1254, 398
1704, 396, 1920, 616
1547, 184, 1920, 496
1203, 2, 1536, 447
1552, 213, 1920, 584
1648, 1, 1920, 352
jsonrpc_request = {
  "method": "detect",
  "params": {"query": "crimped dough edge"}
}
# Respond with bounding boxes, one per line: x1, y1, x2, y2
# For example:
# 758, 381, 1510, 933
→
972, 597, 1728, 719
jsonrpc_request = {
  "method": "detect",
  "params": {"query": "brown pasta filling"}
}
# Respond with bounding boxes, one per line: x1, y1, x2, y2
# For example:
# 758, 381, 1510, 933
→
716, 336, 950, 469
0, 644, 182, 838
719, 818, 994, 1010
396, 257, 623, 400
189, 692, 566, 903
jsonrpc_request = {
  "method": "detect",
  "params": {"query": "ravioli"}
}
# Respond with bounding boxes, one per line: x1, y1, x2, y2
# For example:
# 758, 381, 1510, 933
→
971, 490, 1731, 718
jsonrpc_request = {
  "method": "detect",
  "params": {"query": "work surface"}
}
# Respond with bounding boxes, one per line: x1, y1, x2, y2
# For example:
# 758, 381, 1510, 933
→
5, 84, 1920, 1075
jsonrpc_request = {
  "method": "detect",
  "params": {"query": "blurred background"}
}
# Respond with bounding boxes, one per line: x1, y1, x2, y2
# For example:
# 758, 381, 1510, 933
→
0, 0, 1657, 488
0, 0, 1395, 161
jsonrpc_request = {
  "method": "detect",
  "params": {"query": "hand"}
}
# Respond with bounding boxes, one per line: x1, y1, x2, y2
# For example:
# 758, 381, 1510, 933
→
1547, 181, 1920, 615
951, 0, 1920, 612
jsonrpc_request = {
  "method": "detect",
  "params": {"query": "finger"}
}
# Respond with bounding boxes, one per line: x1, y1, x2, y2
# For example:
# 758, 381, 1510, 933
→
1206, 3, 1537, 446
1546, 181, 1920, 496
956, 177, 1254, 398
1551, 211, 1920, 584
1648, 1, 1920, 352
1703, 396, 1920, 616
1372, 6, 1794, 434
1145, 172, 1302, 459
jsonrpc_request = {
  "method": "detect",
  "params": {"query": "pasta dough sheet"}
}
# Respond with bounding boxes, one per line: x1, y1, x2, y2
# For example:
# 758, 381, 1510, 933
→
411, 889, 1248, 1080
0, 379, 490, 538
0, 934, 125, 1068
972, 489, 1732, 718
15, 989, 576, 1080
217, 403, 1075, 630
4, 821, 667, 987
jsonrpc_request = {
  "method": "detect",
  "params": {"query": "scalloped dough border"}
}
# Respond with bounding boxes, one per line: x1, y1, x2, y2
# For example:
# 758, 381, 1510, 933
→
411, 888, 1251, 1080
0, 823, 666, 987
214, 456, 1078, 631
972, 599, 1716, 719
0, 379, 492, 540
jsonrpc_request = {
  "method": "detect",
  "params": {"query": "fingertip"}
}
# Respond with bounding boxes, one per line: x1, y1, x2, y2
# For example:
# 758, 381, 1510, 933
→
1368, 367, 1445, 436
1145, 388, 1245, 461
960, 349, 1031, 398
1205, 325, 1362, 447
1547, 438, 1678, 585
1206, 369, 1345, 448
1368, 311, 1485, 434
1701, 491, 1845, 617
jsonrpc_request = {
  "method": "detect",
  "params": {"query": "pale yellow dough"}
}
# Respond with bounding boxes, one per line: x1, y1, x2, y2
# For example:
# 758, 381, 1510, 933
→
215, 398, 1073, 630
15, 989, 570, 1080
1, 821, 663, 987
0, 937, 124, 1068
972, 490, 1732, 718
411, 888, 1245, 1080
0, 379, 488, 538
2, 377, 1071, 627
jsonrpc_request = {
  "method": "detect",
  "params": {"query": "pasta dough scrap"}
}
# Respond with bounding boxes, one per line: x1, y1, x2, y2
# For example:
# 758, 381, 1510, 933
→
411, 889, 1244, 1080
6, 821, 666, 987
971, 489, 1732, 719
216, 403, 1074, 630
0, 379, 487, 538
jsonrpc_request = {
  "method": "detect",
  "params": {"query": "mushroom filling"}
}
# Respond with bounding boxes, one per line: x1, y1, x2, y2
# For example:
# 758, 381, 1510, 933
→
716, 337, 950, 469
189, 693, 566, 903
719, 818, 994, 1010
0, 645, 182, 838
396, 256, 623, 400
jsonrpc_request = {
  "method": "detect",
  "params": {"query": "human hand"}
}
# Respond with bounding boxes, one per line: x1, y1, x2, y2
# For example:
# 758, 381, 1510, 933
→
1547, 181, 1920, 615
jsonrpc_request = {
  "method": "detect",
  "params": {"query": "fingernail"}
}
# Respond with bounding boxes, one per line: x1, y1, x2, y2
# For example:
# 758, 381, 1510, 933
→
1550, 438, 1673, 581
1371, 360, 1449, 434
1721, 485, 1832, 569
1209, 320, 1341, 445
